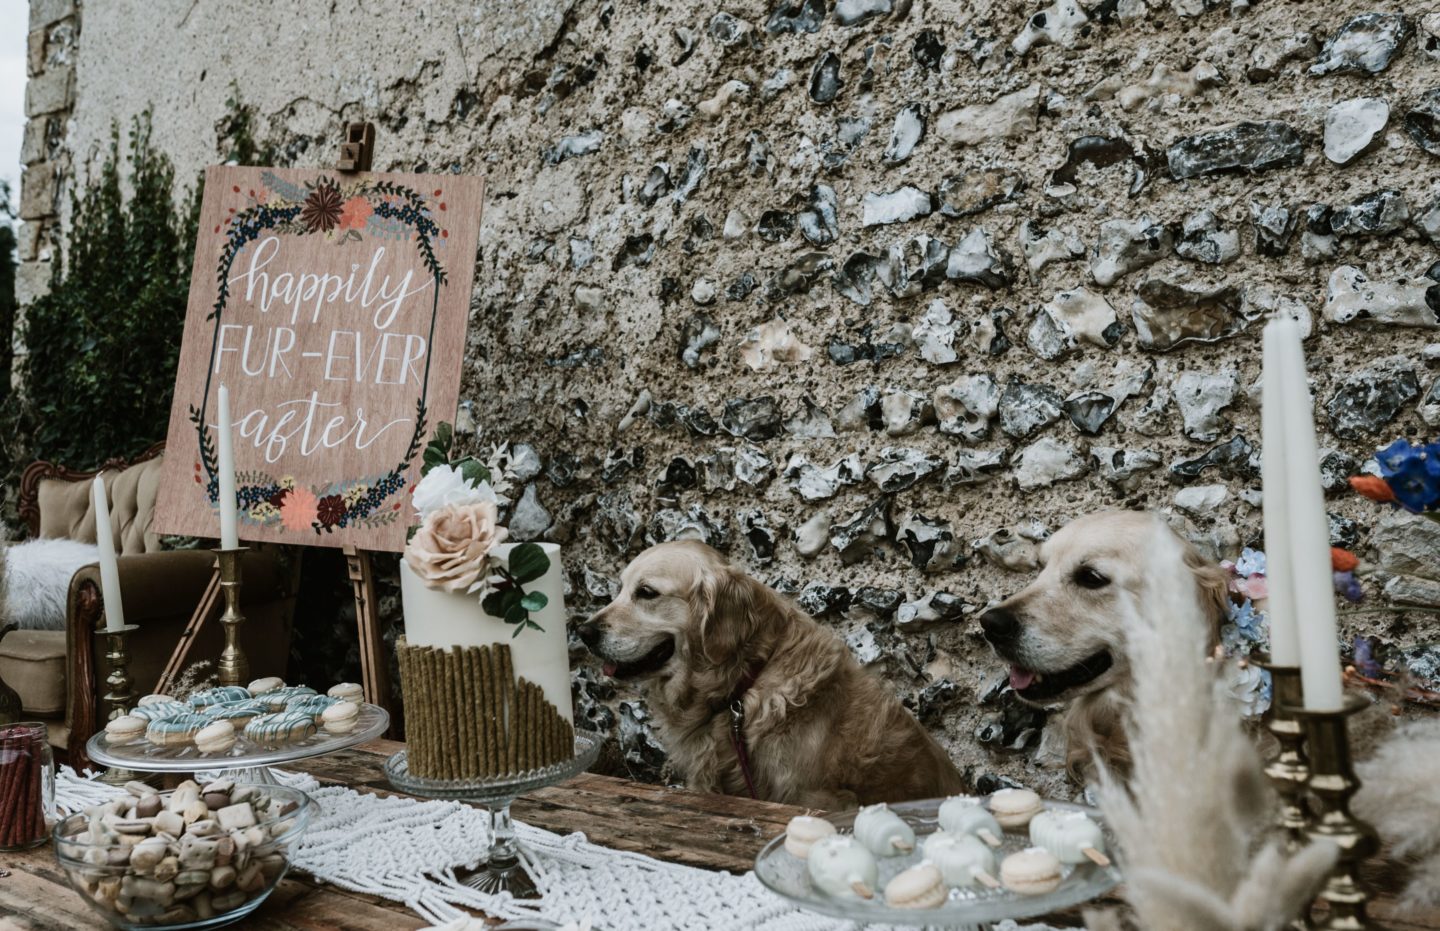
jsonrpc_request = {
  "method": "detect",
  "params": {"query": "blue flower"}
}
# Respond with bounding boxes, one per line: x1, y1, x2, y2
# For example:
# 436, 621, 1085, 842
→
1227, 599, 1266, 640
1376, 439, 1420, 478
1233, 547, 1267, 577
1353, 637, 1384, 679
1386, 450, 1440, 513
1333, 570, 1365, 603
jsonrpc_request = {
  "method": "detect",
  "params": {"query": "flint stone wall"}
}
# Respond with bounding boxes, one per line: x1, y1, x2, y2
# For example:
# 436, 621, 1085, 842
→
22, 0, 1440, 794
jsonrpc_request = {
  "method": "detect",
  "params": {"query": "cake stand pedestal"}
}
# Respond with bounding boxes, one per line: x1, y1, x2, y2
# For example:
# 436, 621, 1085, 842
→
385, 731, 602, 899
86, 703, 391, 785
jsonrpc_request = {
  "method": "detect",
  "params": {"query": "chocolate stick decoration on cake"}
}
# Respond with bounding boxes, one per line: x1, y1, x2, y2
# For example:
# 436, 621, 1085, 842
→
502, 646, 518, 774
442, 649, 460, 779
464, 648, 482, 778
479, 645, 496, 776
451, 649, 469, 777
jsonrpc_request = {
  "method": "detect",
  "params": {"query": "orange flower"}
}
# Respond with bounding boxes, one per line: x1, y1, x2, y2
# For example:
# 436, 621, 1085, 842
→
280, 486, 319, 532
338, 196, 374, 231
1349, 475, 1396, 503
1331, 547, 1359, 572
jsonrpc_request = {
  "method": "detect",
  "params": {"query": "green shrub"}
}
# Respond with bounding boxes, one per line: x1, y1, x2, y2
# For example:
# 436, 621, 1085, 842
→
9, 114, 198, 472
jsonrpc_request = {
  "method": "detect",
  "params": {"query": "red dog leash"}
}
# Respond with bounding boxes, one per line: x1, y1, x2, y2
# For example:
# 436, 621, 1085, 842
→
727, 663, 764, 800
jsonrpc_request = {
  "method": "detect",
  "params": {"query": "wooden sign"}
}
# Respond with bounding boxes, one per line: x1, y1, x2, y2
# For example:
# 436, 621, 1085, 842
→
154, 165, 485, 553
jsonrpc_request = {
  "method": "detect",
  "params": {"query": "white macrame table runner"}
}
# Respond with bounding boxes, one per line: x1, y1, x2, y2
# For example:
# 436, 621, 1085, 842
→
55, 767, 1060, 931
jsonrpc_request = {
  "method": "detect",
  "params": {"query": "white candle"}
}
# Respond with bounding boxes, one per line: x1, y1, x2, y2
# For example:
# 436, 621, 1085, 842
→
91, 476, 126, 631
1260, 319, 1301, 666
1275, 322, 1345, 711
217, 384, 240, 550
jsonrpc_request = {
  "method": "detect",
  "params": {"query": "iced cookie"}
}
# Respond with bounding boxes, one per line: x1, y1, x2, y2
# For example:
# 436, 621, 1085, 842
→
146, 713, 211, 747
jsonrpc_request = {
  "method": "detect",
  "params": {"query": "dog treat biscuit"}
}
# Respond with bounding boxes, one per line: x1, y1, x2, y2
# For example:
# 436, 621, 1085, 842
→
104, 715, 147, 743
885, 862, 949, 909
783, 815, 837, 860
327, 682, 364, 703
320, 700, 360, 734
247, 676, 286, 695
1000, 847, 1064, 896
988, 788, 1043, 829
852, 803, 915, 857
145, 713, 211, 747
188, 686, 252, 709
129, 701, 192, 722
807, 835, 878, 901
938, 795, 1004, 847
243, 712, 317, 745
286, 694, 340, 720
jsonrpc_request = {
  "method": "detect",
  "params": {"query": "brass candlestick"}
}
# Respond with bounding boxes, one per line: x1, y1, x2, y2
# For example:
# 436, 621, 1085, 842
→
1257, 657, 1310, 850
215, 547, 249, 687
1290, 695, 1380, 931
99, 623, 140, 785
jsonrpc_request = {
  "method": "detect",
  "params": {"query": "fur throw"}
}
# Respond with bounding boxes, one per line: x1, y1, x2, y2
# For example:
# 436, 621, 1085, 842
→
1355, 720, 1440, 910
0, 538, 100, 630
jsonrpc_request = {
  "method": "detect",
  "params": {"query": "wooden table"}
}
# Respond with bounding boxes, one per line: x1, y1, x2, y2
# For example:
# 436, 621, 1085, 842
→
0, 738, 1434, 930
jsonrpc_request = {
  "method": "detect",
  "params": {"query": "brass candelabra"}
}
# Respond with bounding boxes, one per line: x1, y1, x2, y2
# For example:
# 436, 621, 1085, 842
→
1257, 658, 1310, 850
215, 547, 250, 687
98, 623, 140, 785
1290, 695, 1380, 931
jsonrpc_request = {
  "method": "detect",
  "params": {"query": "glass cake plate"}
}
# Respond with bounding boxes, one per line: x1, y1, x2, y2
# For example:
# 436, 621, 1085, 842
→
86, 703, 390, 784
754, 795, 1122, 930
385, 731, 603, 899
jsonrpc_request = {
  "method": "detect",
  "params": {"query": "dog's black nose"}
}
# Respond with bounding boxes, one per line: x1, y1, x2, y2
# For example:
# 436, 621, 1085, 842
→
979, 607, 1021, 645
576, 620, 603, 649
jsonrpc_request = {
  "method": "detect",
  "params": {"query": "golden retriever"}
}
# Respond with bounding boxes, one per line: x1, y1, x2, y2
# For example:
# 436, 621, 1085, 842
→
578, 541, 966, 808
977, 511, 1230, 780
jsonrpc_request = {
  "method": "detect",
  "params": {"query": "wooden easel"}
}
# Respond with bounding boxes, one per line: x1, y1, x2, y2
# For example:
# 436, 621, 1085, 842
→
158, 123, 393, 726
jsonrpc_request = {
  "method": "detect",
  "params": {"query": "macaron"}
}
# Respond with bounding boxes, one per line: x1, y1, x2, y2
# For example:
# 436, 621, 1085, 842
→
105, 715, 147, 743
247, 676, 286, 695
989, 787, 1044, 829
885, 862, 949, 909
783, 814, 836, 859
136, 694, 174, 707
194, 720, 237, 754
321, 700, 361, 734
1000, 847, 1064, 896
327, 682, 364, 703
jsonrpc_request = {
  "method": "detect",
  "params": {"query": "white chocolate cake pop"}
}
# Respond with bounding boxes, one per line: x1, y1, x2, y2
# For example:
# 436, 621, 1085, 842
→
885, 862, 949, 909
784, 815, 837, 860
922, 831, 1000, 889
1030, 810, 1110, 866
852, 803, 915, 857
807, 835, 878, 900
988, 787, 1043, 829
937, 795, 1004, 847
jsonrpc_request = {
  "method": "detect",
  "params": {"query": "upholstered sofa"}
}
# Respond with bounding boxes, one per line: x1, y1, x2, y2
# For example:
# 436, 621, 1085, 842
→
2, 444, 295, 766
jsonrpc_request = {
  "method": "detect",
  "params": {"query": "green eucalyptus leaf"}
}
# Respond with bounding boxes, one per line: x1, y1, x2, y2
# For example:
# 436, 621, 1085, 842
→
520, 591, 549, 613
508, 543, 551, 585
504, 602, 528, 625
481, 589, 513, 617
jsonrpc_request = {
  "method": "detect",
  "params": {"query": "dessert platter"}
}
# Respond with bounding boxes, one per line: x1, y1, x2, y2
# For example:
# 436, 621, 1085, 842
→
87, 679, 390, 785
755, 788, 1122, 929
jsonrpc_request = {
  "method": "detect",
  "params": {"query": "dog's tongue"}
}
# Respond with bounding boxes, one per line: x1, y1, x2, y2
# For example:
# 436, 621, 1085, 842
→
1009, 666, 1037, 691
603, 662, 618, 677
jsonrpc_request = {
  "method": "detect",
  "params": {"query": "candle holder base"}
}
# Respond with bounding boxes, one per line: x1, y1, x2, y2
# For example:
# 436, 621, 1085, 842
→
1256, 657, 1310, 851
99, 623, 141, 785
214, 548, 250, 687
1289, 695, 1380, 931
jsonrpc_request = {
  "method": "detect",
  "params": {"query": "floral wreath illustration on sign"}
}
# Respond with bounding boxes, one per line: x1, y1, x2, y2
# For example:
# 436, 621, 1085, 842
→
190, 170, 451, 535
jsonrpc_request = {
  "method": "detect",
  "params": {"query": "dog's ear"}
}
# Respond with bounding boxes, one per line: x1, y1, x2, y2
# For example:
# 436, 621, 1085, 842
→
1183, 544, 1232, 646
688, 564, 757, 668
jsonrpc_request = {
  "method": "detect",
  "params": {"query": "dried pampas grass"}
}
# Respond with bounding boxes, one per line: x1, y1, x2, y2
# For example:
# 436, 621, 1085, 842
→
1355, 719, 1440, 910
1085, 517, 1337, 931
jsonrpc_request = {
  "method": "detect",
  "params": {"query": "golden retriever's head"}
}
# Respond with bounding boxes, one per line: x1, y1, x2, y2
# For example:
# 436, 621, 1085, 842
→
978, 510, 1229, 706
578, 541, 760, 680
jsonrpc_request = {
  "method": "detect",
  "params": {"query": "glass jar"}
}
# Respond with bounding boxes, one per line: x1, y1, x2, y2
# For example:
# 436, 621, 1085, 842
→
0, 722, 55, 850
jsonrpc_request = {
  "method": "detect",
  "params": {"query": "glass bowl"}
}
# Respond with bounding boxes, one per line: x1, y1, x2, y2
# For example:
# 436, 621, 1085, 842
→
53, 783, 311, 930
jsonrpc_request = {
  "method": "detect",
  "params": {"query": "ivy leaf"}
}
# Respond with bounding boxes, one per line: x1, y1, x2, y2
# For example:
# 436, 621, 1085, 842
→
520, 591, 549, 613
455, 457, 492, 487
507, 543, 551, 585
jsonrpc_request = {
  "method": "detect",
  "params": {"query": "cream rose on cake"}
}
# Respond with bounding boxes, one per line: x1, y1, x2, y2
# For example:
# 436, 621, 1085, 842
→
411, 462, 499, 519
404, 500, 508, 593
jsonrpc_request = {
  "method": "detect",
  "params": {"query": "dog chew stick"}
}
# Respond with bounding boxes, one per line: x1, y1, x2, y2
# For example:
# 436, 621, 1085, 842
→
501, 646, 517, 775
430, 648, 452, 779
475, 646, 492, 776
487, 645, 503, 776
400, 644, 424, 776
449, 650, 470, 778
1083, 847, 1111, 867
465, 647, 483, 778
443, 649, 461, 779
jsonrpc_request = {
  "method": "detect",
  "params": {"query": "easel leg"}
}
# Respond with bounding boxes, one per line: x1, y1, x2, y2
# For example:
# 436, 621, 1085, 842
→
156, 559, 223, 694
345, 546, 393, 730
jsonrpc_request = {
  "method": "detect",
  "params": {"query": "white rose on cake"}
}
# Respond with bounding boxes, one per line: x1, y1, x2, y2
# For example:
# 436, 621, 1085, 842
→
411, 463, 497, 521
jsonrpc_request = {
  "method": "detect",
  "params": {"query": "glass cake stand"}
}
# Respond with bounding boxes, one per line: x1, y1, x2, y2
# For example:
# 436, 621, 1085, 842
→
754, 795, 1122, 930
385, 730, 602, 899
86, 703, 390, 785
